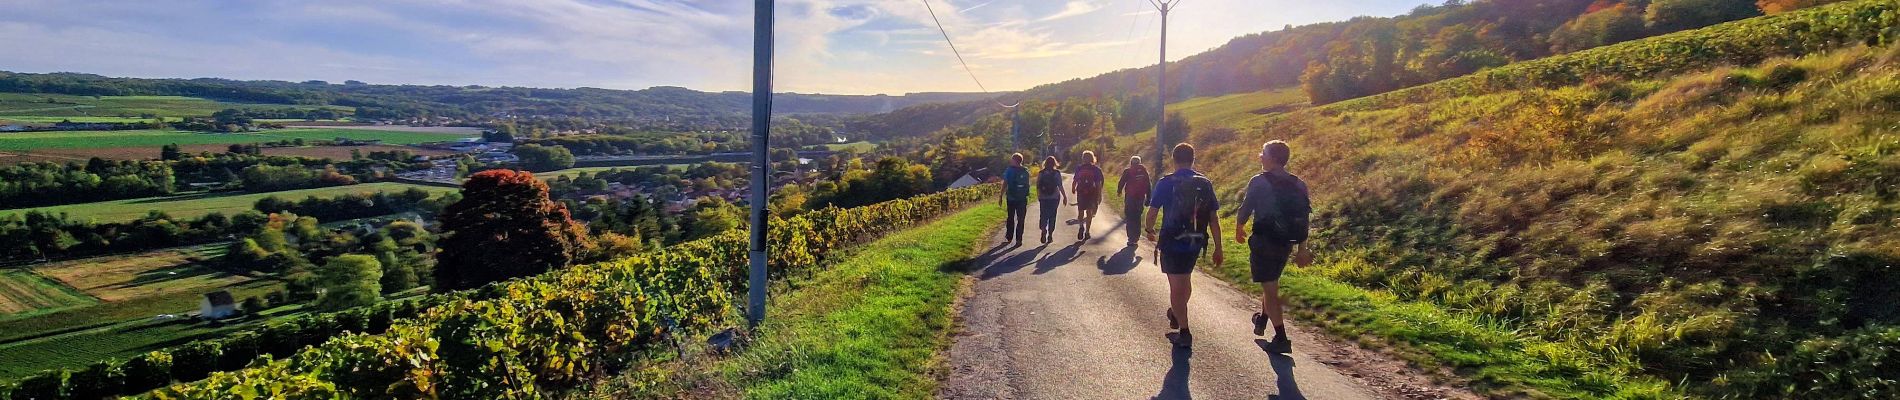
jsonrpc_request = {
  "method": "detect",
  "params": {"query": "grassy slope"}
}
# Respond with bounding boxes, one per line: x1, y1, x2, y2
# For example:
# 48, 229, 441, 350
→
581, 203, 1003, 399
1132, 44, 1897, 398
0, 182, 454, 223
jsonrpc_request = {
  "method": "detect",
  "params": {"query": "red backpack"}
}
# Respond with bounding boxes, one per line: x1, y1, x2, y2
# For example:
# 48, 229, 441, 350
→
1121, 165, 1151, 203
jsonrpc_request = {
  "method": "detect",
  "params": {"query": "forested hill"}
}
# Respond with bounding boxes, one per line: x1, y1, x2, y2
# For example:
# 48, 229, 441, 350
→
0, 70, 999, 126
855, 0, 1843, 139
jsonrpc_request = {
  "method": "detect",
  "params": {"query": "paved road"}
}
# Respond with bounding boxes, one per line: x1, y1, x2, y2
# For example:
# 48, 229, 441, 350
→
942, 195, 1379, 400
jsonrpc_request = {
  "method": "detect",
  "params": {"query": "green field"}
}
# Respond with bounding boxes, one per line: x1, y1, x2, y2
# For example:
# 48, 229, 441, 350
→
0, 269, 97, 317
0, 182, 456, 223
0, 93, 346, 120
0, 115, 153, 124
0, 128, 475, 151
824, 141, 876, 152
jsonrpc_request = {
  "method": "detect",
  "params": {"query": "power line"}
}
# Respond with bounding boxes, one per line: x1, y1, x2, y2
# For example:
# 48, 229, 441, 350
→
921, 0, 991, 94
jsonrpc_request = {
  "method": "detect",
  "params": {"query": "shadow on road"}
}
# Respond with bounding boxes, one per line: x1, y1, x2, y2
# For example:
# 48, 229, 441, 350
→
976, 244, 1046, 280
1033, 241, 1086, 275
1259, 340, 1307, 400
1096, 245, 1142, 275
1153, 340, 1193, 399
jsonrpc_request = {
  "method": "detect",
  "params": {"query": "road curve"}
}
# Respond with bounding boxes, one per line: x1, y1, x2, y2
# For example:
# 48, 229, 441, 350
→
942, 194, 1380, 400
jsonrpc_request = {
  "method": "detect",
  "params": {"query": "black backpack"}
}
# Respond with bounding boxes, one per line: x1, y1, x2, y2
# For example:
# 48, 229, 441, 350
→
1253, 173, 1311, 243
1160, 174, 1216, 253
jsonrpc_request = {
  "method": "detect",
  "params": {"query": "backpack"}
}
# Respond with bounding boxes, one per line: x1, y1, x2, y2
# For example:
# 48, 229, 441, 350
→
1004, 166, 1031, 199
1073, 165, 1103, 198
1121, 166, 1151, 203
1159, 174, 1216, 255
1036, 169, 1063, 198
1253, 173, 1311, 243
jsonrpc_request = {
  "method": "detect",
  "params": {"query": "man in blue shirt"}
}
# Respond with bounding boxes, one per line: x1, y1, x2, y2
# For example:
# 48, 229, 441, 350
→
1142, 143, 1224, 347
998, 153, 1032, 245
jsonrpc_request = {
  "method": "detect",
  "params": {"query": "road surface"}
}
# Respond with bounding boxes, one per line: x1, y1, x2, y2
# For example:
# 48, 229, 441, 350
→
942, 194, 1380, 400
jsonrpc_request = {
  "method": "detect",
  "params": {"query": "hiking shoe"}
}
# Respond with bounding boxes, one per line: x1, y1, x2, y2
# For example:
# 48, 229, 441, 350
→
1252, 313, 1268, 336
1171, 330, 1194, 348
1263, 335, 1292, 354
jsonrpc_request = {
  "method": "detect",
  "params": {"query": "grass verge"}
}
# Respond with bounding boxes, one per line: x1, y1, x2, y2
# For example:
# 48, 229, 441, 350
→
1203, 244, 1679, 399
575, 203, 1003, 399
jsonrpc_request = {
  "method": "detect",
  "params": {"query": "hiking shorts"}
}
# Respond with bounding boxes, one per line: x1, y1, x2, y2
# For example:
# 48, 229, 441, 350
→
1249, 240, 1294, 283
1158, 251, 1197, 275
1076, 193, 1101, 213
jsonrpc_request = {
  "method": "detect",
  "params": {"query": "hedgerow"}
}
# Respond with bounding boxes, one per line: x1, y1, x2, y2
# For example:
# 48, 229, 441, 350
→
93, 184, 993, 399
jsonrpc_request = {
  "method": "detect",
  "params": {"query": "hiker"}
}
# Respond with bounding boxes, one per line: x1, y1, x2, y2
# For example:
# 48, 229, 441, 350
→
1143, 143, 1223, 347
1234, 140, 1314, 354
1035, 156, 1067, 244
1071, 151, 1105, 241
999, 153, 1031, 245
1117, 156, 1151, 247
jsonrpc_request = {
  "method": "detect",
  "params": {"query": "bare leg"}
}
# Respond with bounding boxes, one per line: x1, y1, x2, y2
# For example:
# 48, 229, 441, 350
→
1168, 273, 1193, 331
1262, 282, 1285, 335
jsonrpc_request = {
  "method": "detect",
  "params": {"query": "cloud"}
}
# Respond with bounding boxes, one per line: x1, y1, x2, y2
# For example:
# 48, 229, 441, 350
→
0, 0, 1430, 95
1038, 1, 1104, 22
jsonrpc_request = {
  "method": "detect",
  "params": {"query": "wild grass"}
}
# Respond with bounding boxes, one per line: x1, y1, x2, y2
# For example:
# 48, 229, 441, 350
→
1131, 43, 1898, 398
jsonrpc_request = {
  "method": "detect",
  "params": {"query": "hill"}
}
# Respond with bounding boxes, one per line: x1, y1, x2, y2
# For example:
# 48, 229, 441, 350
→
1111, 3, 1898, 397
0, 71, 1000, 129
855, 0, 1865, 140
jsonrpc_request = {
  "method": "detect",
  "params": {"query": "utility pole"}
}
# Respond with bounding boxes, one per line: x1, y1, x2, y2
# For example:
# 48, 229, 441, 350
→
747, 0, 774, 328
1147, 0, 1177, 179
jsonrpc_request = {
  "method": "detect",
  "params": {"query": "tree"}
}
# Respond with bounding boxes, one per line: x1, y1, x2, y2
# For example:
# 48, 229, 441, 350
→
160, 143, 182, 161
513, 143, 575, 172
1756, 0, 1847, 14
314, 254, 382, 311
1550, 4, 1648, 53
1160, 112, 1191, 151
1645, 0, 1761, 32
485, 123, 518, 143
433, 170, 591, 290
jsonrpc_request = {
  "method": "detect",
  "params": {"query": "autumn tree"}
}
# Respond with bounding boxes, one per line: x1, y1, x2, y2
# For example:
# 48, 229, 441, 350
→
433, 169, 592, 290
1756, 0, 1847, 14
1645, 0, 1761, 32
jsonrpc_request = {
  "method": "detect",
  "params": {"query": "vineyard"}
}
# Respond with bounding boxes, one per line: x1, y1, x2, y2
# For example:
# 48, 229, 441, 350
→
0, 184, 998, 399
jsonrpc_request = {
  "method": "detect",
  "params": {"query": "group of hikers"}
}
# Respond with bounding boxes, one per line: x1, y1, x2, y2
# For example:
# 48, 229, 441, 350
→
996, 140, 1315, 352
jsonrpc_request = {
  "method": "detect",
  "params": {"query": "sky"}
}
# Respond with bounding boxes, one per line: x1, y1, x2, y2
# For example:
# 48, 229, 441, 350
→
0, 0, 1427, 95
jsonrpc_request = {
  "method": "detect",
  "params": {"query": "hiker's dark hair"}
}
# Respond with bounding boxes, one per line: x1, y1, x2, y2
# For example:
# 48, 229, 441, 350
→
1042, 155, 1059, 169
1172, 143, 1196, 165
1264, 140, 1291, 165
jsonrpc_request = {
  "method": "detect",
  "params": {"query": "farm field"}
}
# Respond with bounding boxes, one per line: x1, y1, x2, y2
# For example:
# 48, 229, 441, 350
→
0, 93, 349, 120
0, 280, 287, 380
0, 269, 96, 316
0, 182, 456, 223
0, 127, 477, 153
32, 247, 248, 303
0, 245, 264, 342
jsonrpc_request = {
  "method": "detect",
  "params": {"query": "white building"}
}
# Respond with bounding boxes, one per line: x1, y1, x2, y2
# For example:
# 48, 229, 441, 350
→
199, 290, 238, 320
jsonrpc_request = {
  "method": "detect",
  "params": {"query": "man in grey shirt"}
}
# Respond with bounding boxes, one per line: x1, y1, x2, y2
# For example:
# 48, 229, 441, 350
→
1232, 140, 1313, 353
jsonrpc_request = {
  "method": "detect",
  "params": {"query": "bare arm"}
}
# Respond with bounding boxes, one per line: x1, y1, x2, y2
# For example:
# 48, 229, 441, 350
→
1209, 214, 1225, 265
1143, 205, 1160, 241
